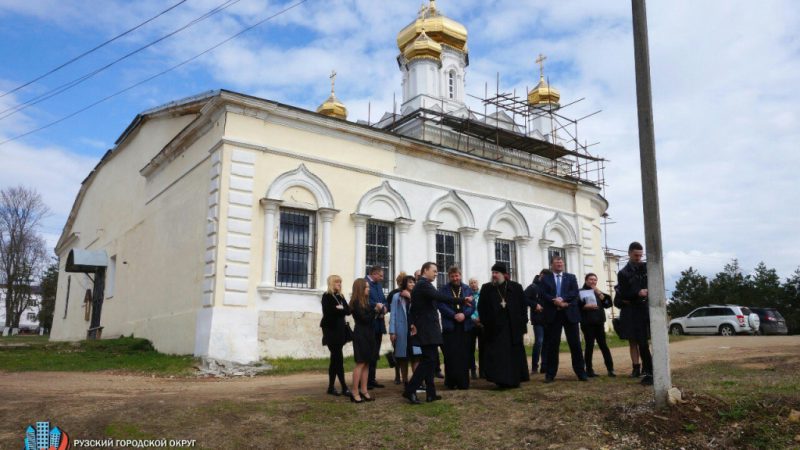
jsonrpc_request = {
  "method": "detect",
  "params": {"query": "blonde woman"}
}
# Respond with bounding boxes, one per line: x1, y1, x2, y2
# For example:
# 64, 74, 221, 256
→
320, 275, 351, 397
350, 278, 383, 402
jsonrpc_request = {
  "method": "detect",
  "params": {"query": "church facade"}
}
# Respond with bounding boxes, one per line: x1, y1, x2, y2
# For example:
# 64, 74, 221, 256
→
50, 1, 612, 363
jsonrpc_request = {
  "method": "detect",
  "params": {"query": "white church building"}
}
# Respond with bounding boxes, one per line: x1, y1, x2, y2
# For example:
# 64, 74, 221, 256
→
51, 1, 613, 363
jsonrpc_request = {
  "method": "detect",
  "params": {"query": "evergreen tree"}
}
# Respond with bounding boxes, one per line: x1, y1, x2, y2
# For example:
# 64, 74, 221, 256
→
37, 260, 59, 333
749, 262, 783, 308
668, 267, 709, 318
708, 259, 751, 306
781, 267, 800, 334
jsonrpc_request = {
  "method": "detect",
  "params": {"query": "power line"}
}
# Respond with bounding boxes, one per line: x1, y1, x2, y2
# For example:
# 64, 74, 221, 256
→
0, 0, 188, 99
0, 0, 310, 148
0, 0, 243, 121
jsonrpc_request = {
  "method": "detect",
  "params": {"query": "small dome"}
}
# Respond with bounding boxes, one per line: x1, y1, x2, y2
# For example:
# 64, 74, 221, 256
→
527, 75, 561, 106
403, 29, 442, 62
397, 1, 467, 54
317, 93, 347, 120
317, 70, 347, 120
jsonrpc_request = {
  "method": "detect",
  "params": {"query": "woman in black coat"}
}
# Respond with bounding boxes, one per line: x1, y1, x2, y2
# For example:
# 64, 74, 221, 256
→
580, 273, 615, 377
350, 278, 383, 403
320, 275, 352, 396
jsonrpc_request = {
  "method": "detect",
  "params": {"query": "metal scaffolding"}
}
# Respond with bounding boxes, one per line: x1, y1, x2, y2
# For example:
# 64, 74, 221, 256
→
381, 76, 606, 188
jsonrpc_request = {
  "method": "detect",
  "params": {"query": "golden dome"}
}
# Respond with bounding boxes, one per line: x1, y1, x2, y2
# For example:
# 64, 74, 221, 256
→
527, 75, 561, 106
397, 0, 467, 54
403, 29, 442, 62
317, 70, 347, 120
528, 54, 560, 106
317, 93, 347, 120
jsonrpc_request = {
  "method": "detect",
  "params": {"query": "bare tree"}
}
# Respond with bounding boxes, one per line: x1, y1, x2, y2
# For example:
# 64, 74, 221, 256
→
0, 186, 49, 329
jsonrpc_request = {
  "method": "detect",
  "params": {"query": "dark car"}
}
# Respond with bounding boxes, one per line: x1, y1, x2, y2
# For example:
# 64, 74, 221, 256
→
749, 307, 789, 335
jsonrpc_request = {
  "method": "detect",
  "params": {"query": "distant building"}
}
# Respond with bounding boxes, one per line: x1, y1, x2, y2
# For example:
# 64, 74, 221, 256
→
0, 284, 42, 332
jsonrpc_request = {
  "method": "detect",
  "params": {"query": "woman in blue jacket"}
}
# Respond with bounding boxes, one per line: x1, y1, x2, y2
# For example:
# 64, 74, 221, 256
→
389, 276, 420, 386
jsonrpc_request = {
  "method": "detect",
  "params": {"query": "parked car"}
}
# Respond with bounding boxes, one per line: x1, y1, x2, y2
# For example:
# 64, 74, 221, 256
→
669, 305, 760, 336
748, 307, 789, 335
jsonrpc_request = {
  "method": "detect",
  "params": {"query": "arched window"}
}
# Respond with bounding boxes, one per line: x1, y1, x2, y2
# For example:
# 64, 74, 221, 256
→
448, 71, 455, 99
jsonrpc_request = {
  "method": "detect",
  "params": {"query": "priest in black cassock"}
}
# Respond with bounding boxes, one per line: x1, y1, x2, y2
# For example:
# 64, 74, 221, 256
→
477, 262, 530, 388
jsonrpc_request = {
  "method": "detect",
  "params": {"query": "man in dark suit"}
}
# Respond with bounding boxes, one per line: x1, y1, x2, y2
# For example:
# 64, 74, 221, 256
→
524, 270, 549, 374
365, 266, 387, 389
539, 256, 588, 382
404, 262, 467, 404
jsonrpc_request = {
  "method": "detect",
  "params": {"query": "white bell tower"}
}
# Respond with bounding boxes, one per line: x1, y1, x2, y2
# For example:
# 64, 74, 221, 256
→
396, 1, 468, 115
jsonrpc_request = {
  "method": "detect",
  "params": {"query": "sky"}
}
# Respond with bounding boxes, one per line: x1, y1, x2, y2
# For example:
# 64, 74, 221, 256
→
0, 0, 798, 289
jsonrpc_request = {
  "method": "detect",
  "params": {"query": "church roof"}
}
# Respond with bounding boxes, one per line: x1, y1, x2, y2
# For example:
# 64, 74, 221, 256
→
56, 89, 603, 254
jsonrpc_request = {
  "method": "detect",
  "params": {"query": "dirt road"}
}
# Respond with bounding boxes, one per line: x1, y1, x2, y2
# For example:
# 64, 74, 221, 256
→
1, 336, 798, 448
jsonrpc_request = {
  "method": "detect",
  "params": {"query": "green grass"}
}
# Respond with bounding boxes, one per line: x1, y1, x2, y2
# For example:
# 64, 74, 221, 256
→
263, 352, 393, 376
0, 332, 698, 377
0, 335, 196, 375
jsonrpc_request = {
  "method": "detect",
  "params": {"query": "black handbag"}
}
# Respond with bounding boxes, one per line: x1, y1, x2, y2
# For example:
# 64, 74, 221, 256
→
612, 318, 622, 338
343, 323, 353, 343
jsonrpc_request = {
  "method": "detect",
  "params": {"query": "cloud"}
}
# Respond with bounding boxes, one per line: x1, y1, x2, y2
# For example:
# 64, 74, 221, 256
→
1, 0, 798, 282
0, 81, 97, 254
664, 250, 737, 279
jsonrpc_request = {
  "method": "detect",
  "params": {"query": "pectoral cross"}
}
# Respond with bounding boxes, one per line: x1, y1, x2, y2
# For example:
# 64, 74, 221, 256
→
500, 298, 507, 309
536, 53, 547, 78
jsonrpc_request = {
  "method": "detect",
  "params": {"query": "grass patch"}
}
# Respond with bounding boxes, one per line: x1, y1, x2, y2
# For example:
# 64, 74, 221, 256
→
105, 422, 157, 440
0, 335, 196, 375
263, 352, 392, 376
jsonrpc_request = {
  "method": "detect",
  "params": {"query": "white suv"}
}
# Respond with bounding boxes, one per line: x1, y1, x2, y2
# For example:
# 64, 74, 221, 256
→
669, 305, 760, 336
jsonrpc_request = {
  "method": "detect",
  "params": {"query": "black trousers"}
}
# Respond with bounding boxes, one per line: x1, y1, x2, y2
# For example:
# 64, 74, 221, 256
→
467, 328, 478, 370
405, 344, 437, 398
636, 338, 653, 376
544, 315, 586, 379
327, 343, 347, 389
368, 332, 382, 383
581, 323, 614, 372
477, 327, 487, 377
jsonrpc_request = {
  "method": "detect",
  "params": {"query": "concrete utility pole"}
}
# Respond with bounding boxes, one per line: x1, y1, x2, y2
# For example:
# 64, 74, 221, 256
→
630, 0, 672, 408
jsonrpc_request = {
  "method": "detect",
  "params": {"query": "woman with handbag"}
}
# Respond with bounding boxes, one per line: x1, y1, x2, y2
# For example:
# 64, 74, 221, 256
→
320, 275, 352, 397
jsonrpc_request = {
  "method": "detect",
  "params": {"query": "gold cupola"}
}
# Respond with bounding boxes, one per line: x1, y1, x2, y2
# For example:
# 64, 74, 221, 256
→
527, 53, 561, 107
316, 70, 347, 120
403, 29, 442, 62
397, 0, 467, 55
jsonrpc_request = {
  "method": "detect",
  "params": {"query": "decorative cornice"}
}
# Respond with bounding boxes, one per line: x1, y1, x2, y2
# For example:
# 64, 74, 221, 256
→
318, 208, 339, 222
458, 226, 478, 237
423, 220, 443, 232
351, 213, 372, 226
538, 239, 555, 248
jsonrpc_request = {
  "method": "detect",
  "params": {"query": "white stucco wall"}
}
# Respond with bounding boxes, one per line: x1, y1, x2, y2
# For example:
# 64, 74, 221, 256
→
51, 111, 220, 356
52, 93, 610, 363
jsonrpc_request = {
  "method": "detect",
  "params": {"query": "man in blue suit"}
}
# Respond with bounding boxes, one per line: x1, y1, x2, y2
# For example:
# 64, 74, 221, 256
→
365, 265, 387, 389
539, 256, 588, 382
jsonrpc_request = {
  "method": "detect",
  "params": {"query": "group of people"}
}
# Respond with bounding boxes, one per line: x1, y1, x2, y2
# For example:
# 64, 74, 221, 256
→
319, 241, 654, 404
